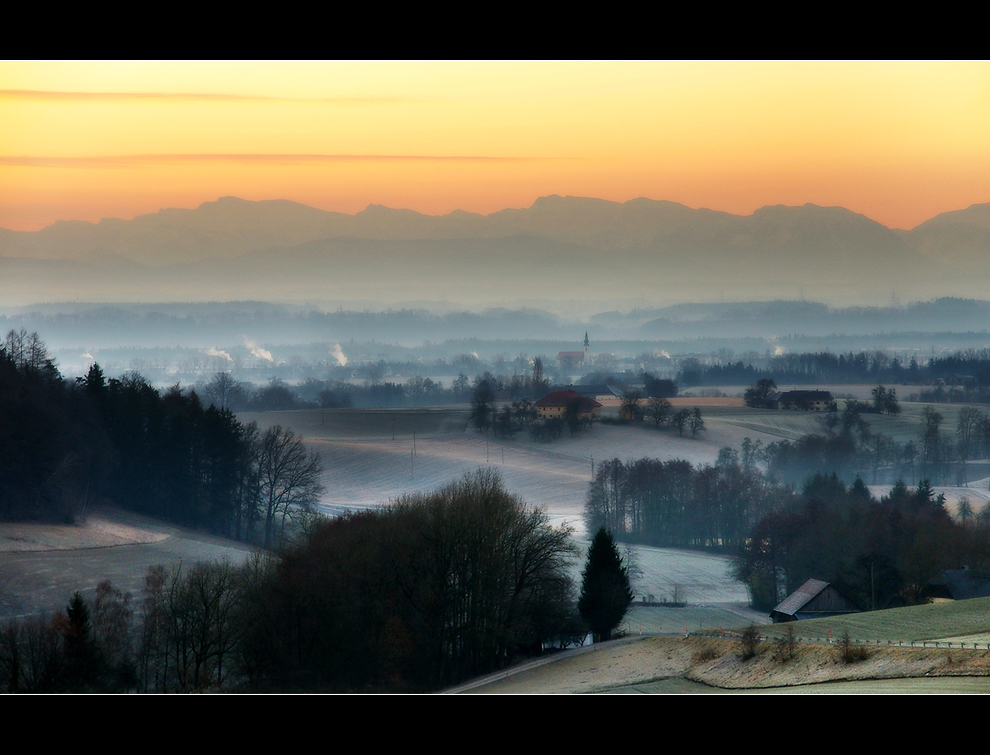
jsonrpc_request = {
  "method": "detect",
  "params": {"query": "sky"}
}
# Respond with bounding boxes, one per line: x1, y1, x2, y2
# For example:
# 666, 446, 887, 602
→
2, 60, 989, 233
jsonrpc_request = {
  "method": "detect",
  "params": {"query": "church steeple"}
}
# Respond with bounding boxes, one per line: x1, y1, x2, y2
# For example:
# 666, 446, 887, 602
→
584, 332, 589, 362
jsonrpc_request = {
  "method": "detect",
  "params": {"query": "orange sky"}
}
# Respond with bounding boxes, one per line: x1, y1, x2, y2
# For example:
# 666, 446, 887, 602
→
2, 60, 988, 232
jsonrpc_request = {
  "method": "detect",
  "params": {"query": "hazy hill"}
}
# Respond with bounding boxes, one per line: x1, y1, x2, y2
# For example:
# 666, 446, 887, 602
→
901, 202, 990, 267
2, 195, 987, 307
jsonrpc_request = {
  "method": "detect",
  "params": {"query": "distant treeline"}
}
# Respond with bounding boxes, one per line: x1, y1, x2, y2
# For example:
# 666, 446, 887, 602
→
1, 304, 568, 349
1, 330, 321, 547
201, 368, 558, 411
9, 297, 990, 353
682, 349, 990, 389
201, 345, 990, 411
756, 397, 990, 487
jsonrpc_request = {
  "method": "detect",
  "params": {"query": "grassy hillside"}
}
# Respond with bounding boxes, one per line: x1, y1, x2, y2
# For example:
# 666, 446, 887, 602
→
463, 597, 990, 693
756, 597, 990, 645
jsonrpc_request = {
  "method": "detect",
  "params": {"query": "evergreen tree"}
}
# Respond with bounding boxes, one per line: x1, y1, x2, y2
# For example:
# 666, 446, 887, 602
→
64, 592, 98, 689
578, 527, 633, 642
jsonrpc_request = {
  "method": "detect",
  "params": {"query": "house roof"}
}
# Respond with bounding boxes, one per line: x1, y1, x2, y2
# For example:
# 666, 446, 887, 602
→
535, 389, 602, 410
779, 390, 833, 402
570, 384, 623, 399
771, 578, 830, 617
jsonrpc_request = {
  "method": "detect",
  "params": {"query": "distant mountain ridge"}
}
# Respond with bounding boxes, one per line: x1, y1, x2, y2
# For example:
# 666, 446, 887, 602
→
6, 195, 989, 264
1, 196, 988, 307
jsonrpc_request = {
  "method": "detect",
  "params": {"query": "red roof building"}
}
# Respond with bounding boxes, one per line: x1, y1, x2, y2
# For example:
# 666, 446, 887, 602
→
535, 389, 602, 420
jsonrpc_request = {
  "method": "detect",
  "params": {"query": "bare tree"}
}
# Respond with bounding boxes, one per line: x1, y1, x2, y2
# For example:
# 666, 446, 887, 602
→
620, 389, 642, 422
690, 407, 705, 438
256, 426, 324, 549
647, 396, 672, 427
138, 560, 242, 691
203, 371, 245, 411
672, 408, 691, 436
4, 328, 56, 375
92, 580, 135, 688
957, 406, 983, 461
531, 356, 545, 394
744, 378, 777, 408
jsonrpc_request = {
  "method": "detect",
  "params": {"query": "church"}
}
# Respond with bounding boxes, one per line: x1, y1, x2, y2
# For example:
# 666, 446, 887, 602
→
557, 332, 590, 369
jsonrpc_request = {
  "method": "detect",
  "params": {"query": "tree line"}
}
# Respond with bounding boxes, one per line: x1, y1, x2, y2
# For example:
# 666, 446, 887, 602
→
683, 348, 990, 393
0, 331, 321, 546
735, 475, 990, 611
583, 450, 990, 615
199, 367, 553, 411
584, 455, 790, 552
752, 402, 990, 487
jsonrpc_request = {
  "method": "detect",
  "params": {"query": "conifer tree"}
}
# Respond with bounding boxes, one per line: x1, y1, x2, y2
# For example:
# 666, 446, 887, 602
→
578, 527, 633, 642
64, 591, 98, 689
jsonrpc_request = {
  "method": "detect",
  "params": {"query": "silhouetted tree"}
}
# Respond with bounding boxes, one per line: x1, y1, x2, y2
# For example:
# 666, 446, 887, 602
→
647, 396, 672, 427
63, 592, 98, 689
255, 425, 324, 548
690, 407, 705, 437
241, 469, 577, 691
643, 373, 677, 398
202, 371, 247, 411
578, 528, 633, 642
744, 378, 777, 408
620, 389, 642, 422
470, 380, 496, 431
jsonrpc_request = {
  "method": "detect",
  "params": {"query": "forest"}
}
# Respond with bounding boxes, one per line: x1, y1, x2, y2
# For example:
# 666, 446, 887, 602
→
0, 329, 321, 547
585, 454, 990, 614
736, 475, 990, 612
0, 471, 581, 693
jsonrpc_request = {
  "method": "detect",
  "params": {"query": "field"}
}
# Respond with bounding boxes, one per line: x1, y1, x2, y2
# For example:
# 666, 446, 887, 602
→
454, 635, 990, 694
701, 397, 982, 447
240, 403, 813, 531
457, 596, 990, 694
0, 510, 255, 621
244, 398, 990, 525
757, 596, 990, 645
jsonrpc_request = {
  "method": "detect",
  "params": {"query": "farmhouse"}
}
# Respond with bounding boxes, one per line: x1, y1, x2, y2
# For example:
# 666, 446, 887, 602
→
772, 389, 834, 411
535, 389, 602, 421
770, 578, 857, 623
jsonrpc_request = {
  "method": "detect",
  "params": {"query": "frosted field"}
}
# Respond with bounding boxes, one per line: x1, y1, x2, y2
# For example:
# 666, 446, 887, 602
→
243, 407, 767, 630
0, 513, 255, 621
242, 406, 786, 534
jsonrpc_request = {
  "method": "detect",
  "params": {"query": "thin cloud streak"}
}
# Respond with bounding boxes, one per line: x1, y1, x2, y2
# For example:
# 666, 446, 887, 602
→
0, 89, 420, 104
0, 154, 549, 168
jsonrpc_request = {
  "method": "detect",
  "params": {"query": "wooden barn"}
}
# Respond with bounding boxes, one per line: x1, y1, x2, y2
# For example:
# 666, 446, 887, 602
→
769, 578, 857, 623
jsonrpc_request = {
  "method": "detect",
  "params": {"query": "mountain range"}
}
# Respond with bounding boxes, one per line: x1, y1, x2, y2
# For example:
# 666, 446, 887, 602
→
2, 196, 988, 308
